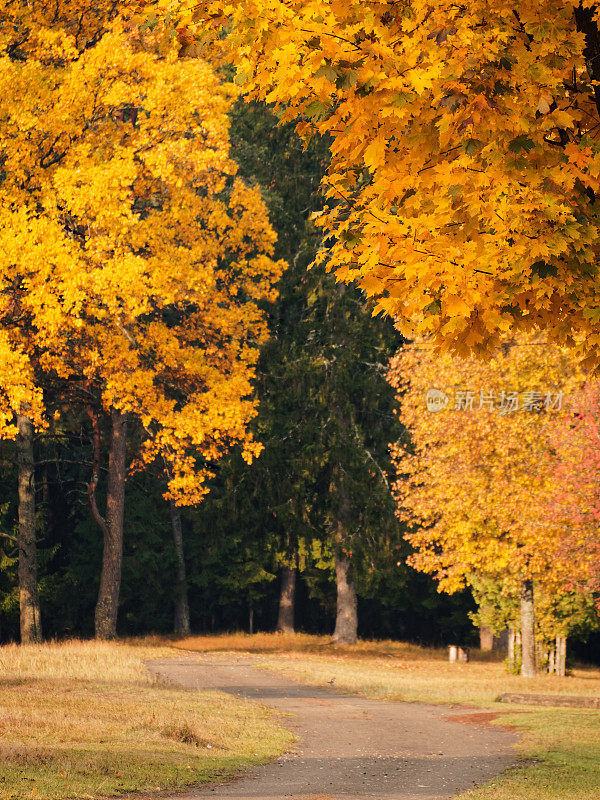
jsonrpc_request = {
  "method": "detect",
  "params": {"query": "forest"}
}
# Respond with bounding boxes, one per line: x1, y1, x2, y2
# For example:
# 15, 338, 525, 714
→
2, 1, 600, 681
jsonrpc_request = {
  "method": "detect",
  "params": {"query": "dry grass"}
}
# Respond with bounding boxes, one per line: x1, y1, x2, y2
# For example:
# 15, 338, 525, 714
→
259, 652, 600, 706
5, 633, 598, 799
172, 631, 450, 659
0, 638, 292, 800
172, 631, 600, 705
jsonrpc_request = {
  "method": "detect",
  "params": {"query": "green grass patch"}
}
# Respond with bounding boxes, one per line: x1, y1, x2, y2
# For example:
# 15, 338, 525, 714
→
464, 709, 600, 800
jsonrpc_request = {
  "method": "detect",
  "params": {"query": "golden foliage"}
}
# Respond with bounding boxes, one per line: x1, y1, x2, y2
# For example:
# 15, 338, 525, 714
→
388, 335, 582, 593
168, 0, 600, 362
0, 2, 284, 501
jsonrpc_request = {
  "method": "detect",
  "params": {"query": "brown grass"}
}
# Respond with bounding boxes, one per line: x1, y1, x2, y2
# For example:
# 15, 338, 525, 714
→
172, 631, 452, 659
0, 638, 292, 800
4, 633, 598, 800
171, 632, 600, 705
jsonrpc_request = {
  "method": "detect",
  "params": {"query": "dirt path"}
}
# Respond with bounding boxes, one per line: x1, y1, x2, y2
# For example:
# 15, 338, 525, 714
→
147, 655, 517, 800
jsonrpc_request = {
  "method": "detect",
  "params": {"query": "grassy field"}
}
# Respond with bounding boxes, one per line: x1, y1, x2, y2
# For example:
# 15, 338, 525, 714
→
0, 638, 292, 800
173, 632, 600, 800
3, 633, 598, 800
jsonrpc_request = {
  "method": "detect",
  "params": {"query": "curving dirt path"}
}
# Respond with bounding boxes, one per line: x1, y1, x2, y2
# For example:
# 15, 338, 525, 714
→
147, 655, 517, 800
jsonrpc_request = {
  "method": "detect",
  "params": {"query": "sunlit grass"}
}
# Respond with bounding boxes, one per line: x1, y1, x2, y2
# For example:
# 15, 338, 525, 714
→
173, 630, 451, 658
0, 638, 292, 800
4, 633, 598, 799
464, 708, 600, 800
173, 631, 600, 704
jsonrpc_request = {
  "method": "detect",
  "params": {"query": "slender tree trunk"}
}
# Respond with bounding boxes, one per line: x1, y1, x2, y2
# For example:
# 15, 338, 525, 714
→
332, 551, 358, 644
90, 408, 127, 640
170, 501, 190, 636
507, 627, 515, 671
548, 645, 556, 674
277, 563, 296, 634
556, 634, 567, 677
249, 606, 254, 635
520, 578, 536, 677
17, 414, 42, 644
331, 482, 358, 644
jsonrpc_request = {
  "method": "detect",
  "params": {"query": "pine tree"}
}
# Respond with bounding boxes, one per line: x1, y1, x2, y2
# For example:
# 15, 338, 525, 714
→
190, 100, 403, 641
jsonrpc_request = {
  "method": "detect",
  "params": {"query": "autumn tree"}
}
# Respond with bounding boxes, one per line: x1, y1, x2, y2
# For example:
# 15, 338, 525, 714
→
160, 0, 600, 364
389, 335, 583, 676
472, 576, 598, 674
549, 382, 600, 596
474, 378, 600, 669
0, 2, 283, 639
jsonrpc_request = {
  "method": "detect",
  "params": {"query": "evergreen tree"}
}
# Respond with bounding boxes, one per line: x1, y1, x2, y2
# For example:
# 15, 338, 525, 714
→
187, 100, 404, 642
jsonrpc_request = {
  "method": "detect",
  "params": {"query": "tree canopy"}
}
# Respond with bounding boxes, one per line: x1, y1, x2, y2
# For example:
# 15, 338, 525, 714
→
0, 1, 284, 501
388, 335, 579, 593
165, 0, 600, 363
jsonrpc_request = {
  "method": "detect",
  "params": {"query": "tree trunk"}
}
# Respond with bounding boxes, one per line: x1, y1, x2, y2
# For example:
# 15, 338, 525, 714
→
331, 480, 358, 645
249, 606, 254, 635
277, 564, 296, 634
92, 409, 127, 640
520, 578, 536, 677
170, 501, 190, 636
556, 634, 567, 677
508, 627, 515, 671
332, 551, 358, 644
479, 625, 494, 651
548, 645, 556, 674
478, 603, 494, 651
17, 414, 42, 644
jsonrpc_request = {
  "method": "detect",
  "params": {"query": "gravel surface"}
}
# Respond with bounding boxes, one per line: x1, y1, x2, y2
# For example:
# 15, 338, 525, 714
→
146, 655, 517, 800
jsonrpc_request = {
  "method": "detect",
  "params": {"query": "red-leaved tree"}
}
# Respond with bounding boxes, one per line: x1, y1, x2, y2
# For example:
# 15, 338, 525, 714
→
550, 383, 600, 597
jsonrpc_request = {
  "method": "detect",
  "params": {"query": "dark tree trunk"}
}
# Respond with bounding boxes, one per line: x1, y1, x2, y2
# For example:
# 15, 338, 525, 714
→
520, 578, 536, 677
277, 564, 296, 634
17, 414, 42, 644
331, 481, 358, 644
170, 500, 190, 636
332, 551, 358, 644
90, 408, 127, 640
